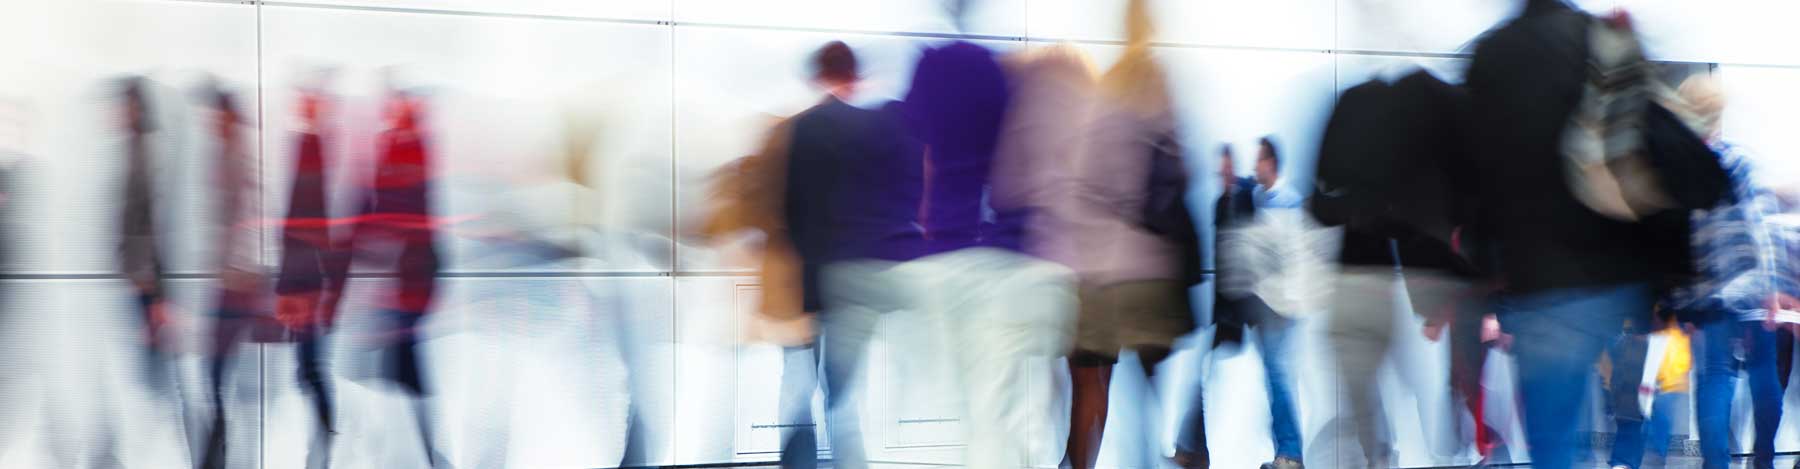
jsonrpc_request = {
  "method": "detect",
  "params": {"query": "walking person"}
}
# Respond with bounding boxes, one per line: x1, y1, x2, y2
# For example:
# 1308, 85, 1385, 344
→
1058, 1, 1200, 466
1664, 75, 1800, 469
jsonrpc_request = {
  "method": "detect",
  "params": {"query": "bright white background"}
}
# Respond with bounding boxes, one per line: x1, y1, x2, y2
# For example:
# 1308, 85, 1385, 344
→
0, 0, 1797, 468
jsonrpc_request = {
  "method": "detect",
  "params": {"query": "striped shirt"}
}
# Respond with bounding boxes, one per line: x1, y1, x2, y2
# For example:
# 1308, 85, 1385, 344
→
1667, 143, 1800, 323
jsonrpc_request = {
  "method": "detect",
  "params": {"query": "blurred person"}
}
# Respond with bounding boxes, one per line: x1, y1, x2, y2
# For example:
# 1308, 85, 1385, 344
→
1252, 138, 1303, 210
991, 44, 1106, 469
1662, 75, 1800, 469
896, 38, 1079, 469
1432, 308, 1510, 465
1463, 3, 1715, 469
1054, 1, 1199, 464
1223, 136, 1308, 469
1601, 317, 1689, 469
118, 77, 174, 392
195, 82, 278, 469
332, 90, 446, 467
1310, 70, 1484, 468
779, 40, 924, 469
1174, 144, 1267, 468
104, 77, 202, 467
698, 114, 818, 468
271, 88, 345, 469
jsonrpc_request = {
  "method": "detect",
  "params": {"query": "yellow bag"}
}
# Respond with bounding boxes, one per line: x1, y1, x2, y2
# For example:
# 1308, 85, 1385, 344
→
1655, 326, 1692, 394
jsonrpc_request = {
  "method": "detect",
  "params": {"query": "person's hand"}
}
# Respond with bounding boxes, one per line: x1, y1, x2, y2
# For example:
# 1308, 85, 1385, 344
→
276, 293, 319, 332
1422, 317, 1448, 342
1767, 293, 1800, 332
1480, 314, 1510, 351
145, 300, 173, 348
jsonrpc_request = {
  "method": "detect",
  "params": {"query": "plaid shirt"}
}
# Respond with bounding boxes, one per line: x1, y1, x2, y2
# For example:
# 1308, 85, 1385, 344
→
1667, 143, 1800, 322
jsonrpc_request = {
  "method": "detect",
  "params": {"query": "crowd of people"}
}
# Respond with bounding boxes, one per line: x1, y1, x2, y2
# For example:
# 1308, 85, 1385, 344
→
705, 1, 1800, 469
21, 0, 1800, 468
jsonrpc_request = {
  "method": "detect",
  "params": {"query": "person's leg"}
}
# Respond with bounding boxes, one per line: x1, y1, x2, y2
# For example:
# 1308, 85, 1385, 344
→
296, 331, 336, 469
1607, 333, 1650, 469
1450, 308, 1498, 458
1693, 318, 1739, 469
1258, 313, 1305, 463
201, 315, 248, 469
1065, 352, 1113, 469
1779, 332, 1794, 392
1646, 392, 1681, 466
1499, 284, 1646, 469
1743, 323, 1784, 469
1610, 417, 1645, 469
779, 344, 820, 469
936, 250, 1079, 469
1326, 270, 1399, 469
817, 261, 899, 469
1065, 283, 1117, 469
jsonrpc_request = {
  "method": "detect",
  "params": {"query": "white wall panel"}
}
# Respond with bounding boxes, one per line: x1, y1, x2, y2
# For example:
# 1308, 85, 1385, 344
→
1334, 0, 1617, 55
1028, 0, 1333, 50
1721, 65, 1800, 225
675, 0, 1026, 37
0, 0, 257, 275
260, 5, 676, 274
269, 0, 672, 22
1622, 0, 1800, 66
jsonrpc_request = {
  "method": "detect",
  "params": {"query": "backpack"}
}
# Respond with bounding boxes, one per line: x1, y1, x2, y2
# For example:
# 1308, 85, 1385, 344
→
1560, 15, 1732, 220
1141, 132, 1204, 288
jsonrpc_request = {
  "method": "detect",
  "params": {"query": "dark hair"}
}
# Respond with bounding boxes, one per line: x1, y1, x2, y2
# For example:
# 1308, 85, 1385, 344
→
120, 77, 154, 133
210, 87, 241, 123
812, 41, 859, 83
1257, 136, 1280, 168
1218, 144, 1233, 159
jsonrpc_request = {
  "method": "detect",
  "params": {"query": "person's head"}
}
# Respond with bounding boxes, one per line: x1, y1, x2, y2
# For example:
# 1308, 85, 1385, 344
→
210, 88, 241, 140
119, 77, 150, 134
1254, 136, 1280, 187
385, 92, 421, 131
1678, 74, 1726, 142
1218, 144, 1236, 191
811, 41, 859, 99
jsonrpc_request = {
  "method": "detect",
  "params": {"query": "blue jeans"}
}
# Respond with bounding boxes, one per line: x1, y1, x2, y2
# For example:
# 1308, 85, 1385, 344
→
1696, 319, 1784, 469
1499, 283, 1651, 469
1610, 392, 1681, 469
1257, 314, 1304, 460
779, 345, 821, 469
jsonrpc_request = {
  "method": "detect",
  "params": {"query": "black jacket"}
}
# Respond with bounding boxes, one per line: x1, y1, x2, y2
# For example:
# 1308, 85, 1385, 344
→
1465, 1, 1665, 293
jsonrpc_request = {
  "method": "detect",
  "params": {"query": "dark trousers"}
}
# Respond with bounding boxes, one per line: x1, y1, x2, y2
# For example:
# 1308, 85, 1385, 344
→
202, 313, 335, 469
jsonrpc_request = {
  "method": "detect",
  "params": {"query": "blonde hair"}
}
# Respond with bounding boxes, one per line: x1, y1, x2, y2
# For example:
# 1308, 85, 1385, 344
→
1099, 0, 1172, 117
1676, 74, 1725, 139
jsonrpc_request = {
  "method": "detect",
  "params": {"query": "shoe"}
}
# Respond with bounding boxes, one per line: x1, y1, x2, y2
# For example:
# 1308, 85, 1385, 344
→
1173, 450, 1210, 469
1611, 465, 1632, 469
1259, 457, 1304, 469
